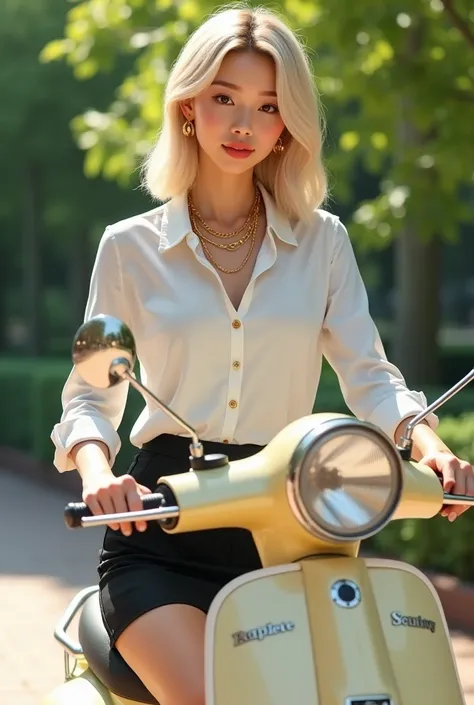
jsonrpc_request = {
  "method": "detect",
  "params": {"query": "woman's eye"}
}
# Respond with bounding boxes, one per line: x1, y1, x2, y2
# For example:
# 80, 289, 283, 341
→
214, 94, 233, 105
261, 104, 279, 114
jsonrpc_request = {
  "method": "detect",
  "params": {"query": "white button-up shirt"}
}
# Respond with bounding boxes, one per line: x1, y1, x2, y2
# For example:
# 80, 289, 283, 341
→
51, 184, 436, 472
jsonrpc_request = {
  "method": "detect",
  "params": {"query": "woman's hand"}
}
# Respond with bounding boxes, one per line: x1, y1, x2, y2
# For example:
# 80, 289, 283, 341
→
82, 472, 152, 536
419, 451, 474, 522
395, 418, 474, 522
71, 440, 152, 535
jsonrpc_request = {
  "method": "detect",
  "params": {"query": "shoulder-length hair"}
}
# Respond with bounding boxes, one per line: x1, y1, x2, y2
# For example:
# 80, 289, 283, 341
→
142, 5, 327, 223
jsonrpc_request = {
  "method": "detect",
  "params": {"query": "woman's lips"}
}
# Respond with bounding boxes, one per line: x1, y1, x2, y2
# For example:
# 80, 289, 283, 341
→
222, 145, 254, 159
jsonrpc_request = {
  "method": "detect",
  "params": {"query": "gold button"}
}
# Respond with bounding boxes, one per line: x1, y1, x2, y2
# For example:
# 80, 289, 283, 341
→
232, 319, 241, 329
223, 439, 229, 444
232, 361, 241, 370
229, 399, 238, 409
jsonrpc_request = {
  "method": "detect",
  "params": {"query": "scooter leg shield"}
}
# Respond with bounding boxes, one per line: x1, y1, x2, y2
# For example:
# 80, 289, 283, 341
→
205, 557, 464, 705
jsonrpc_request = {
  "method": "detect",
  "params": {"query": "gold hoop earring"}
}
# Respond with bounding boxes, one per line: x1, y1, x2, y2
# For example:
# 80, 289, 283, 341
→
272, 137, 284, 154
182, 120, 195, 138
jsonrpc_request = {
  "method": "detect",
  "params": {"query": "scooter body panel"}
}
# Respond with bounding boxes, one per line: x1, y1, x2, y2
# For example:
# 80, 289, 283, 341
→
40, 667, 145, 705
205, 557, 464, 705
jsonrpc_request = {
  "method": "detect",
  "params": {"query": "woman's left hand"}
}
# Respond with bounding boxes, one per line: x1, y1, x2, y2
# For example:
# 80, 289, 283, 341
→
420, 452, 474, 522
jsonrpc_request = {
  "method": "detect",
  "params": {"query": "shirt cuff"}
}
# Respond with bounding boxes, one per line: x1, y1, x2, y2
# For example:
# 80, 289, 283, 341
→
366, 389, 438, 442
51, 416, 122, 472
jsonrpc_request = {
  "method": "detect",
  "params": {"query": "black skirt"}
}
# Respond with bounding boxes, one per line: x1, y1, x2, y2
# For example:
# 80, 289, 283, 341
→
98, 434, 264, 646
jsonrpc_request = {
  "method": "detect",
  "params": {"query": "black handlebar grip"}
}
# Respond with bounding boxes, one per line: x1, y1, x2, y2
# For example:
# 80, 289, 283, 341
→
64, 492, 166, 529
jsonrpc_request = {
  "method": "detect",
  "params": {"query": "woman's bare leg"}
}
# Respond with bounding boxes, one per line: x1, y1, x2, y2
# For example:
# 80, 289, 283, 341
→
116, 604, 206, 705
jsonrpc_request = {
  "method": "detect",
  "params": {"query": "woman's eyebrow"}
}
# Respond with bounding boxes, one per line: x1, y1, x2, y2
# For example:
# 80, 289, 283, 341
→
211, 79, 277, 97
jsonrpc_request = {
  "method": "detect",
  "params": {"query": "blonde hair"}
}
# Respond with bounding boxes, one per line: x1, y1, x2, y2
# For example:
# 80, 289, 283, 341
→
143, 5, 327, 223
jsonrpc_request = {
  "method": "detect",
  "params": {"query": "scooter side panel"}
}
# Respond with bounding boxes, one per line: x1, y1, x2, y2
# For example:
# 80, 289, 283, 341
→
205, 564, 320, 705
40, 668, 141, 705
40, 670, 115, 704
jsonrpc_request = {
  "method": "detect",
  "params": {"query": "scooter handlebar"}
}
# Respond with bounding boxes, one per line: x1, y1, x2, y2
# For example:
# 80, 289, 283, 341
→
64, 492, 168, 529
64, 472, 474, 530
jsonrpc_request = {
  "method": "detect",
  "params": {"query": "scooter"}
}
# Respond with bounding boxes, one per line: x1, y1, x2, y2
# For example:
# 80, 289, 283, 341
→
42, 314, 474, 705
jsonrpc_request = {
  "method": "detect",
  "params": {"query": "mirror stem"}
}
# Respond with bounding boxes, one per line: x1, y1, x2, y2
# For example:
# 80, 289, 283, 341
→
111, 357, 204, 458
397, 367, 474, 459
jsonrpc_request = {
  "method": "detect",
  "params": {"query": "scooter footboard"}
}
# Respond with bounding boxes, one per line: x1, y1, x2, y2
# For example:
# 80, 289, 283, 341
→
205, 557, 464, 705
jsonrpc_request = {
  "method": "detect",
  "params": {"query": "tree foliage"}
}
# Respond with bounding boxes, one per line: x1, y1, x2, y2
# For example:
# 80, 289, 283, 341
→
43, 0, 474, 247
0, 0, 150, 353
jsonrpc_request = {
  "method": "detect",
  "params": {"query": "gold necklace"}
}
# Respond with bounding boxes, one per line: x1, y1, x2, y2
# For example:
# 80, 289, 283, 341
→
190, 201, 260, 252
188, 191, 260, 239
199, 226, 257, 274
191, 210, 259, 274
192, 221, 253, 251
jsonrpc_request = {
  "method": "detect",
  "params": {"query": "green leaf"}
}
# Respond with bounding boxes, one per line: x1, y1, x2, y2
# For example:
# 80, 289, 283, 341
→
339, 131, 360, 151
370, 132, 388, 150
39, 38, 70, 63
84, 143, 105, 177
75, 57, 100, 79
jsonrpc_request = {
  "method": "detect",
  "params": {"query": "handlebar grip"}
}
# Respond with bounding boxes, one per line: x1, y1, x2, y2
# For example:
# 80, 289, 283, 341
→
64, 492, 166, 529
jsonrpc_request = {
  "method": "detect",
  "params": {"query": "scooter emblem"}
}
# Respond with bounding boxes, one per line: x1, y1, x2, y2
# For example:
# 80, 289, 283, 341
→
390, 610, 436, 633
232, 621, 295, 646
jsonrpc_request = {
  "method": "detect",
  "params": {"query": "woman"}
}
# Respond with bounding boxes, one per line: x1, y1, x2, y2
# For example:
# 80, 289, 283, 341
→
52, 6, 474, 705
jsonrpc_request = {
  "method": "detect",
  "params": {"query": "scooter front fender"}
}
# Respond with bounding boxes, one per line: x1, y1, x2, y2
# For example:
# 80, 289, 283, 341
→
205, 556, 465, 705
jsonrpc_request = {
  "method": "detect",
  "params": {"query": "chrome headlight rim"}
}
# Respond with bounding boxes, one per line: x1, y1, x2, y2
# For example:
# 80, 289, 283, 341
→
286, 417, 404, 543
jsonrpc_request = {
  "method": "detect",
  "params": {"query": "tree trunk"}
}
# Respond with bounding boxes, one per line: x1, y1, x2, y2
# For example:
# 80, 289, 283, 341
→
70, 228, 92, 329
392, 21, 441, 387
22, 161, 42, 355
0, 259, 7, 350
393, 229, 440, 386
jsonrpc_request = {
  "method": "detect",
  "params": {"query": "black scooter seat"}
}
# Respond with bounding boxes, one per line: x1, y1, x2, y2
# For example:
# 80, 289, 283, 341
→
79, 591, 159, 704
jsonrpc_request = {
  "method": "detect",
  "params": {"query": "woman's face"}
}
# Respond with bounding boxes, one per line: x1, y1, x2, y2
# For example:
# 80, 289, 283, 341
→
182, 51, 286, 175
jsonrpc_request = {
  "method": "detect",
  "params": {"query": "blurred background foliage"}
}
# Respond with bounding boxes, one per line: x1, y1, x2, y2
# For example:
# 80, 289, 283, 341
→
1, 0, 474, 578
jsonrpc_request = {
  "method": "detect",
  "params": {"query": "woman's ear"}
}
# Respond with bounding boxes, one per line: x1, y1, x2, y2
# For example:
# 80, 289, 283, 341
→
179, 100, 194, 121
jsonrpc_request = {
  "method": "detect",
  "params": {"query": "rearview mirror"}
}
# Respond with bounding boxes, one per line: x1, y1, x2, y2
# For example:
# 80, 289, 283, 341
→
72, 314, 136, 389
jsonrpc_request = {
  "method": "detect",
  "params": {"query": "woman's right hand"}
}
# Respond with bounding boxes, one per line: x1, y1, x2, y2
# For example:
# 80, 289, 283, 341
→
71, 440, 152, 535
82, 473, 152, 536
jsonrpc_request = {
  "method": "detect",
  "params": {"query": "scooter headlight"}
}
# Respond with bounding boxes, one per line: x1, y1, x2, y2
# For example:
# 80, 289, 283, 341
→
287, 417, 403, 542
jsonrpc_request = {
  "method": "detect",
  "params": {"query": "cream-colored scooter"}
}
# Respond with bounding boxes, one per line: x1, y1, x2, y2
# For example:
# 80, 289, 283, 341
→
43, 314, 474, 705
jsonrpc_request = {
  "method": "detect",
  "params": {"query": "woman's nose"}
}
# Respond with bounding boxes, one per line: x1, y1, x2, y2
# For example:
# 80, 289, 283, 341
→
231, 111, 253, 137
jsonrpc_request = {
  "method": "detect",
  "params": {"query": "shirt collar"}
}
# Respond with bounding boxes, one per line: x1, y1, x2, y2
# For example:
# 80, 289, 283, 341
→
159, 182, 298, 250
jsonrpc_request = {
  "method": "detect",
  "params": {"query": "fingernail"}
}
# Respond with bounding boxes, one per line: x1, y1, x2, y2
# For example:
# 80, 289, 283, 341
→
123, 529, 131, 536
449, 512, 457, 522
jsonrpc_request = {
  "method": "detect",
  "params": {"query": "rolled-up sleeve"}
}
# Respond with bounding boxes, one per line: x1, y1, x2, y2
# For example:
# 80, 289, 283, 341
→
321, 219, 438, 440
51, 227, 130, 472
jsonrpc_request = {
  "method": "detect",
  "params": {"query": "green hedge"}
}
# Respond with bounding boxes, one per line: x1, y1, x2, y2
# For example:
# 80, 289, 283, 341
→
0, 357, 71, 461
0, 357, 142, 475
1, 356, 474, 579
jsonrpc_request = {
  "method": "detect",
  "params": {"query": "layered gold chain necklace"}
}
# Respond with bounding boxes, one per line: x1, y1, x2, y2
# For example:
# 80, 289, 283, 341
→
188, 190, 261, 274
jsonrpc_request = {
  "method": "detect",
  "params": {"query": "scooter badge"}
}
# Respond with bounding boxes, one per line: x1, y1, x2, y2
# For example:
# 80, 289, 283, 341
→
232, 621, 295, 646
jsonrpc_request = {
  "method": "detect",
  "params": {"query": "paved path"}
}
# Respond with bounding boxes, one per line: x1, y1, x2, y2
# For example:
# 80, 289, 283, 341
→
1, 469, 473, 704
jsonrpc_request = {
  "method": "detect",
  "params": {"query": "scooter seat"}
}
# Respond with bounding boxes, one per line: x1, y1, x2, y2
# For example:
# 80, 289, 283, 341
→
79, 590, 159, 705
